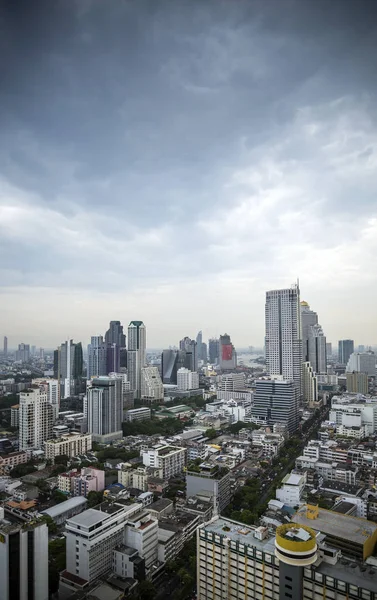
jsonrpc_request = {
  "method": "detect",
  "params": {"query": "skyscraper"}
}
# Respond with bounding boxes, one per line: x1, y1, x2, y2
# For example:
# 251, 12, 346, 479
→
3, 336, 7, 355
251, 377, 299, 433
302, 361, 318, 407
196, 330, 203, 361
301, 301, 318, 361
15, 343, 30, 363
179, 336, 198, 371
56, 340, 83, 398
19, 387, 53, 451
87, 335, 108, 379
219, 334, 237, 369
105, 320, 126, 373
265, 284, 302, 394
127, 321, 146, 397
87, 375, 123, 442
308, 324, 327, 374
161, 349, 186, 384
0, 514, 49, 600
338, 339, 355, 365
346, 351, 376, 376
208, 338, 220, 364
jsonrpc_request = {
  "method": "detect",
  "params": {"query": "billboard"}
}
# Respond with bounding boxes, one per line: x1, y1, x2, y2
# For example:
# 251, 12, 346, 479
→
222, 344, 233, 361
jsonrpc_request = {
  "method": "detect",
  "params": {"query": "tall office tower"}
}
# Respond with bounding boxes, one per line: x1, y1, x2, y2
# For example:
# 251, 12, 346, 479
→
15, 343, 30, 363
87, 336, 108, 379
105, 320, 126, 347
127, 321, 146, 397
219, 333, 237, 370
346, 351, 376, 376
87, 375, 123, 442
31, 345, 36, 356
56, 340, 83, 398
3, 336, 7, 355
19, 387, 53, 450
326, 342, 332, 358
106, 342, 120, 374
338, 339, 354, 365
196, 330, 203, 361
307, 324, 327, 374
161, 349, 186, 384
0, 514, 49, 600
177, 368, 200, 391
251, 377, 299, 433
39, 347, 45, 360
208, 337, 220, 364
302, 362, 318, 407
140, 366, 164, 403
266, 285, 302, 394
179, 336, 198, 371
201, 342, 207, 363
301, 301, 318, 360
358, 344, 365, 352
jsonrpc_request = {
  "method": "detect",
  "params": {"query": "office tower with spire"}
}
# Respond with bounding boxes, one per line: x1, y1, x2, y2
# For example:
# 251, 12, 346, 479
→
127, 321, 146, 397
3, 336, 7, 356
56, 340, 83, 399
265, 284, 302, 394
87, 336, 108, 379
338, 339, 355, 365
87, 375, 123, 443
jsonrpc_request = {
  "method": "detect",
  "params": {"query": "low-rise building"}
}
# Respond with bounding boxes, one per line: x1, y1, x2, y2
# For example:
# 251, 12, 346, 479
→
186, 463, 231, 512
276, 472, 305, 507
42, 496, 88, 525
148, 498, 174, 520
142, 445, 186, 479
45, 433, 92, 462
124, 407, 151, 422
0, 451, 27, 474
58, 468, 105, 497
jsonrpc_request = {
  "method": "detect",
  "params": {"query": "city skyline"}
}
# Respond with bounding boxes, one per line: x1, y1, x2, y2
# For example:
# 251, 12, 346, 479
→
1, 1, 377, 347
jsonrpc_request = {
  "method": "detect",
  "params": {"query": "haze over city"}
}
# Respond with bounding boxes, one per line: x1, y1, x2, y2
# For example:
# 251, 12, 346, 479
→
1, 0, 377, 347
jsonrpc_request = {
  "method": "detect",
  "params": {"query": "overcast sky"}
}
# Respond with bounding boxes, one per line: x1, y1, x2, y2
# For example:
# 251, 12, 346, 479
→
1, 0, 377, 349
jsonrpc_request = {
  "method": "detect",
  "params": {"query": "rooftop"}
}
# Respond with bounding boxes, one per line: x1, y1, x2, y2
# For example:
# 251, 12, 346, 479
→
41, 496, 88, 519
293, 506, 377, 545
203, 517, 276, 554
149, 498, 173, 512
65, 507, 106, 528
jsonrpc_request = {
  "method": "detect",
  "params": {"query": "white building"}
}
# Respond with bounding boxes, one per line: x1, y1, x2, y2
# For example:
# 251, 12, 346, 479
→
346, 352, 376, 376
141, 366, 164, 402
219, 373, 246, 392
142, 445, 186, 479
265, 285, 302, 395
87, 375, 123, 443
45, 433, 92, 462
19, 387, 53, 451
276, 472, 305, 507
124, 406, 151, 422
118, 466, 149, 491
127, 321, 146, 398
177, 368, 199, 391
33, 378, 60, 420
124, 510, 158, 569
329, 401, 377, 436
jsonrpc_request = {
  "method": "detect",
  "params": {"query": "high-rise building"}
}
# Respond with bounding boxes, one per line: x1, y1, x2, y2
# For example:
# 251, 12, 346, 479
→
3, 336, 7, 355
302, 362, 318, 407
196, 330, 203, 361
106, 342, 120, 374
0, 514, 49, 600
39, 347, 45, 360
201, 342, 207, 363
338, 339, 354, 365
219, 334, 237, 370
87, 375, 123, 442
87, 335, 108, 379
346, 372, 369, 395
346, 352, 376, 376
265, 285, 302, 394
179, 337, 198, 371
105, 320, 126, 347
140, 366, 164, 403
208, 338, 220, 364
251, 377, 299, 433
161, 349, 186, 384
32, 378, 60, 420
127, 321, 146, 397
301, 301, 318, 360
326, 342, 332, 358
19, 387, 53, 451
177, 368, 200, 390
308, 324, 327, 374
15, 343, 30, 363
56, 340, 83, 399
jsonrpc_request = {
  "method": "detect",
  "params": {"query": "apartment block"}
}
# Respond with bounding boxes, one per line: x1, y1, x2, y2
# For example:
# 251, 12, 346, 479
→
142, 445, 186, 479
45, 433, 92, 463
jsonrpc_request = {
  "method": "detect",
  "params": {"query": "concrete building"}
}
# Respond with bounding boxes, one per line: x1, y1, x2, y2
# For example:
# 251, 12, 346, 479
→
42, 496, 88, 525
105, 320, 126, 373
87, 375, 123, 443
329, 401, 377, 436
346, 372, 369, 394
308, 324, 327, 374
87, 336, 108, 380
177, 368, 199, 391
266, 285, 302, 395
19, 387, 53, 451
186, 463, 231, 512
10, 405, 19, 428
45, 432, 92, 462
346, 352, 376, 376
118, 466, 148, 491
276, 472, 305, 507
32, 378, 60, 420
55, 339, 83, 399
197, 515, 377, 600
127, 321, 146, 398
15, 343, 30, 363
58, 468, 105, 497
142, 445, 186, 479
140, 366, 164, 403
161, 349, 187, 384
208, 338, 219, 364
302, 362, 318, 407
251, 377, 299, 433
338, 339, 354, 366
124, 407, 151, 422
219, 333, 237, 370
0, 515, 48, 600
3, 336, 7, 356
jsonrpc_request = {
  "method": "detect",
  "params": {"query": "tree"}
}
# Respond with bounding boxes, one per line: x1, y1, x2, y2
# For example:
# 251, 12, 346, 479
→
54, 454, 69, 466
49, 537, 66, 594
52, 489, 67, 504
87, 490, 103, 508
137, 580, 156, 600
205, 428, 217, 439
41, 514, 57, 534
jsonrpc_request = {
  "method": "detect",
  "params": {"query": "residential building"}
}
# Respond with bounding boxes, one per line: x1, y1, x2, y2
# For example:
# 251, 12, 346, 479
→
10, 405, 19, 428
161, 349, 186, 384
338, 339, 355, 365
127, 321, 146, 397
45, 433, 92, 462
56, 339, 83, 399
19, 387, 53, 451
208, 338, 219, 364
87, 375, 123, 443
186, 463, 231, 512
124, 510, 158, 569
87, 336, 108, 379
32, 378, 60, 420
58, 468, 105, 497
346, 352, 376, 376
142, 445, 186, 479
346, 372, 369, 394
219, 333, 237, 370
0, 515, 48, 600
265, 284, 302, 394
302, 362, 318, 407
177, 368, 199, 390
118, 466, 148, 491
15, 343, 30, 363
251, 377, 299, 433
197, 515, 377, 600
0, 451, 27, 474
329, 400, 377, 435
124, 407, 151, 422
275, 472, 305, 507
140, 366, 164, 403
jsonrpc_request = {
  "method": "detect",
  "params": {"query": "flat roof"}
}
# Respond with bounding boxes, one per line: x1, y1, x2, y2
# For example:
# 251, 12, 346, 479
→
203, 517, 276, 554
293, 506, 377, 545
41, 496, 87, 518
66, 507, 105, 527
